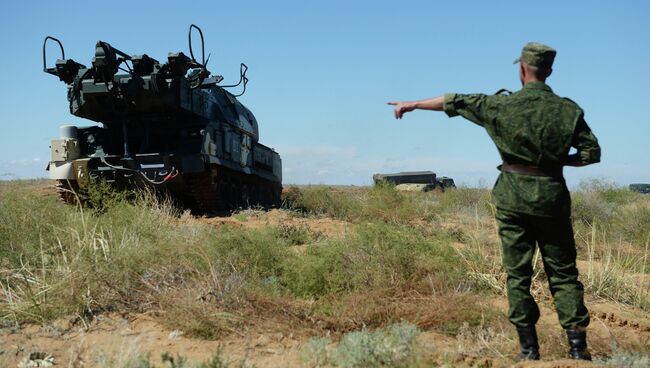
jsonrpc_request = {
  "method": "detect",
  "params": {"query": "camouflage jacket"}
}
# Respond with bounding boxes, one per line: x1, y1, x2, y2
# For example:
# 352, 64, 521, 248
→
443, 82, 600, 217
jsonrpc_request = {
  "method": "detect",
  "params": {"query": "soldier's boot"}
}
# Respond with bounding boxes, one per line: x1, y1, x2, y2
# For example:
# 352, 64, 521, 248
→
515, 325, 540, 361
566, 328, 592, 360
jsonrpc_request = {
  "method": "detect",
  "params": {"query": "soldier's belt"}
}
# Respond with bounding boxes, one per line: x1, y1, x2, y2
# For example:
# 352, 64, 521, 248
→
499, 162, 563, 178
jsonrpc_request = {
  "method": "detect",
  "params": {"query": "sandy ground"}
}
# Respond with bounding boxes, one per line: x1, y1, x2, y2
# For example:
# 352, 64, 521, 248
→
1, 313, 303, 367
199, 208, 353, 239
1, 299, 648, 367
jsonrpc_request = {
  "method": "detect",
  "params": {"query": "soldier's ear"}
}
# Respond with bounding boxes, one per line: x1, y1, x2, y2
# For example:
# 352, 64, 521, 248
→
546, 68, 553, 78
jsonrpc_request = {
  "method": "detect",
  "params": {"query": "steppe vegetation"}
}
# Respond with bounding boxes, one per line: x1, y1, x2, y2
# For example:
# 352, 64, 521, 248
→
0, 179, 649, 367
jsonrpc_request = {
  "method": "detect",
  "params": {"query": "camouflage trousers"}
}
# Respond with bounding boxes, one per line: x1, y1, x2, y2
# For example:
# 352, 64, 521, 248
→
495, 208, 590, 329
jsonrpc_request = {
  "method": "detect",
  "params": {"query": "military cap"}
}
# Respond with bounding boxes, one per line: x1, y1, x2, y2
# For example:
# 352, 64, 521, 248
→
513, 42, 556, 69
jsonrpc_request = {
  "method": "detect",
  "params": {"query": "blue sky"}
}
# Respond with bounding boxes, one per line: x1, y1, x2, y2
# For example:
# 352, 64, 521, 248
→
1, 0, 648, 187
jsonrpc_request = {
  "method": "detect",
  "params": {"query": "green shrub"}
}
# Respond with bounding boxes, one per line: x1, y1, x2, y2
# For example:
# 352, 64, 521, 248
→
435, 187, 493, 216
572, 179, 637, 226
280, 223, 463, 298
578, 179, 637, 205
195, 351, 231, 368
282, 184, 440, 224
82, 178, 138, 212
572, 179, 650, 247
96, 350, 234, 368
273, 222, 321, 245
600, 351, 650, 368
302, 336, 332, 367
302, 322, 424, 368
0, 183, 281, 323
614, 203, 650, 246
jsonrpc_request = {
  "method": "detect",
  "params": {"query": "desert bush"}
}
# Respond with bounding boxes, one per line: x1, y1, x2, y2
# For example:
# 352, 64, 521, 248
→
302, 322, 426, 368
578, 223, 650, 309
0, 183, 292, 324
97, 349, 233, 368
613, 202, 650, 246
453, 230, 505, 295
280, 223, 463, 298
2, 183, 470, 332
301, 336, 331, 367
600, 350, 650, 368
563, 180, 650, 308
455, 321, 511, 357
286, 184, 497, 225
282, 184, 438, 224
283, 185, 352, 217
95, 342, 154, 368
434, 187, 494, 217
274, 222, 322, 245
82, 178, 138, 212
578, 179, 637, 205
572, 179, 639, 227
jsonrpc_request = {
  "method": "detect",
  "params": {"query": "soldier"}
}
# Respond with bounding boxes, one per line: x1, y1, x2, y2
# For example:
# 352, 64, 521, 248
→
387, 42, 600, 361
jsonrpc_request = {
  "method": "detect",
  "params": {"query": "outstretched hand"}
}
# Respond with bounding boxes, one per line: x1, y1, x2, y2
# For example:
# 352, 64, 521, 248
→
387, 101, 416, 119
387, 96, 445, 118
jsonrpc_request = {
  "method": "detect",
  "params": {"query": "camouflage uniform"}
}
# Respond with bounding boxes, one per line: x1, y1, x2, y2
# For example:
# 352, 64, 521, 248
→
442, 77, 600, 328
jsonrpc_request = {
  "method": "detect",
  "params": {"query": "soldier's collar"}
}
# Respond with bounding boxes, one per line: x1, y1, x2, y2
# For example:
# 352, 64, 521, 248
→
523, 81, 553, 92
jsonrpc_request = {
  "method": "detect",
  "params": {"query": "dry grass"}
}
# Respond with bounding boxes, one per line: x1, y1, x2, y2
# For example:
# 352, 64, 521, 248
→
1, 179, 649, 366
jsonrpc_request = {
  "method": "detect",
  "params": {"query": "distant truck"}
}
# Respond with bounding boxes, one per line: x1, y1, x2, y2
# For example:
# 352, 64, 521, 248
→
372, 171, 455, 191
629, 183, 650, 194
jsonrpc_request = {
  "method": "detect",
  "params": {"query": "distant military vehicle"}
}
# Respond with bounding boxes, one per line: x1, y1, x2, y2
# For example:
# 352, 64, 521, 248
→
629, 183, 650, 194
372, 171, 455, 191
44, 25, 282, 212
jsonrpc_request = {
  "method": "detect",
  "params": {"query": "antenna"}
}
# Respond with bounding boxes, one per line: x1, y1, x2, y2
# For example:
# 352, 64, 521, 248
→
42, 36, 65, 72
188, 24, 206, 67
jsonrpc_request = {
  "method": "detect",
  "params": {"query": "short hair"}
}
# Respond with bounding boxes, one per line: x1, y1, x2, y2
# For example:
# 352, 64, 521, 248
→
523, 63, 552, 80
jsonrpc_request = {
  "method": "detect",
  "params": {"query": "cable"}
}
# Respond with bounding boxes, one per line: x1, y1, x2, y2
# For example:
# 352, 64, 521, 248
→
221, 63, 248, 88
233, 74, 248, 97
221, 63, 249, 97
139, 168, 179, 185
98, 155, 179, 185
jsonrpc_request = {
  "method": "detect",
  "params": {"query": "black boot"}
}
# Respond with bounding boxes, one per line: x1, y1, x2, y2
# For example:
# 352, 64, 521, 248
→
566, 328, 592, 360
516, 325, 540, 361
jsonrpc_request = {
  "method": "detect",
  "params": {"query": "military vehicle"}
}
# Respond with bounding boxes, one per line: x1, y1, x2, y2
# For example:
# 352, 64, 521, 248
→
43, 25, 282, 212
372, 171, 456, 191
629, 183, 650, 194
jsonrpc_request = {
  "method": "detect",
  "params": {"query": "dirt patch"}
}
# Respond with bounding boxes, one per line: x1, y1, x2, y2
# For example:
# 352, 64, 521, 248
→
0, 313, 303, 367
2, 285, 648, 367
200, 208, 352, 239
594, 309, 650, 333
588, 302, 650, 354
488, 298, 650, 361
512, 360, 595, 368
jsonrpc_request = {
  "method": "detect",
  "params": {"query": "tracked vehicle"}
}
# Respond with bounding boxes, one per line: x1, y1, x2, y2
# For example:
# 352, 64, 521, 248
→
44, 25, 282, 212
